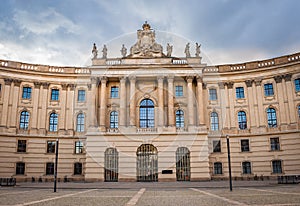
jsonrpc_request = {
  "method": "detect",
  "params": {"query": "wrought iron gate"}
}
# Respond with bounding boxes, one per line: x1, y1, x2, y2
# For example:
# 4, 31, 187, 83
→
137, 144, 158, 182
104, 148, 118, 182
176, 147, 190, 181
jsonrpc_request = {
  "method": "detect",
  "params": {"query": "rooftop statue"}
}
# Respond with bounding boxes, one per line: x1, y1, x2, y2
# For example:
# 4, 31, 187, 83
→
184, 43, 191, 58
102, 45, 107, 59
195, 43, 201, 57
166, 43, 173, 57
120, 44, 127, 57
92, 43, 98, 59
129, 21, 165, 58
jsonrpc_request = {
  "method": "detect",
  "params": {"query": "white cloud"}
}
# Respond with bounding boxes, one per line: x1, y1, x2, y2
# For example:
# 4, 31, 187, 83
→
13, 7, 80, 35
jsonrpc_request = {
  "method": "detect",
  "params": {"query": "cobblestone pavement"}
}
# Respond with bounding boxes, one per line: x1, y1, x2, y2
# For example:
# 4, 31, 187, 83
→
0, 181, 299, 206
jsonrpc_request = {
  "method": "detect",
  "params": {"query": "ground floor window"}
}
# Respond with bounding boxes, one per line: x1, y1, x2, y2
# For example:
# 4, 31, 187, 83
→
242, 161, 251, 174
74, 162, 82, 175
214, 162, 222, 175
105, 148, 118, 182
272, 160, 282, 174
16, 162, 25, 175
137, 144, 158, 182
46, 162, 54, 175
176, 147, 190, 181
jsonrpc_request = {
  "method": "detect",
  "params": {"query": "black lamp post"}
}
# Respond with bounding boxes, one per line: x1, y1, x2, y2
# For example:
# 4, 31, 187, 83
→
54, 139, 59, 192
226, 135, 233, 191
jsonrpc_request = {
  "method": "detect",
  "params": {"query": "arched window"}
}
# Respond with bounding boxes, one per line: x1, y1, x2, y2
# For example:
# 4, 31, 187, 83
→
137, 144, 158, 182
139, 99, 154, 128
214, 162, 222, 175
267, 108, 277, 128
76, 113, 85, 132
176, 147, 190, 181
20, 111, 30, 130
238, 111, 247, 130
210, 112, 219, 131
105, 148, 119, 182
175, 110, 184, 128
49, 112, 58, 132
110, 111, 118, 128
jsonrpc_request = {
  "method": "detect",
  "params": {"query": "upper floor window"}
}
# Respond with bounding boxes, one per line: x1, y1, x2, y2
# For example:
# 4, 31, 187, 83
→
110, 86, 119, 98
16, 162, 25, 175
272, 160, 282, 174
238, 111, 247, 130
175, 110, 184, 128
74, 162, 83, 175
17, 140, 27, 153
175, 85, 183, 97
213, 140, 221, 153
241, 139, 250, 152
267, 108, 277, 128
49, 112, 58, 132
210, 112, 219, 131
295, 78, 300, 92
46, 162, 54, 175
270, 137, 280, 151
47, 141, 56, 153
242, 161, 251, 174
76, 113, 85, 132
139, 99, 154, 128
110, 111, 118, 128
214, 162, 222, 175
298, 105, 300, 119
20, 111, 30, 130
78, 90, 86, 102
235, 87, 245, 99
75, 141, 84, 154
209, 88, 217, 101
264, 83, 274, 96
51, 89, 59, 101
22, 87, 32, 99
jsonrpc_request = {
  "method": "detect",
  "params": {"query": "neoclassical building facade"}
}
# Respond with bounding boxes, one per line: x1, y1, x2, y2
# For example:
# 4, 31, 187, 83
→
0, 23, 299, 182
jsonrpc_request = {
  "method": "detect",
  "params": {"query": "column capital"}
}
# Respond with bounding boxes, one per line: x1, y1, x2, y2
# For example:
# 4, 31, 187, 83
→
283, 74, 292, 82
245, 80, 253, 87
186, 76, 194, 83
274, 76, 283, 83
100, 76, 107, 83
218, 82, 225, 89
91, 77, 100, 85
87, 84, 92, 91
42, 82, 50, 89
196, 75, 203, 83
202, 83, 207, 89
129, 75, 136, 81
34, 82, 42, 89
67, 84, 76, 91
4, 78, 13, 85
167, 75, 174, 81
157, 76, 165, 82
62, 84, 68, 90
13, 79, 21, 87
225, 82, 233, 89
254, 78, 262, 86
119, 76, 127, 82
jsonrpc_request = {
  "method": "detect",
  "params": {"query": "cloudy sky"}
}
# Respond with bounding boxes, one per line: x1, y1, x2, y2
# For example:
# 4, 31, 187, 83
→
0, 0, 300, 66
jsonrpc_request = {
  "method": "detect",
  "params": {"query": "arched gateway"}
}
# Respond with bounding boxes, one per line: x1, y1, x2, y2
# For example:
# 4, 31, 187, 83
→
136, 144, 158, 182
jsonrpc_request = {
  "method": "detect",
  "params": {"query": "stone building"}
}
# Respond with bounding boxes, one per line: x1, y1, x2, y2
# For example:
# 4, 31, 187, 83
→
0, 22, 299, 182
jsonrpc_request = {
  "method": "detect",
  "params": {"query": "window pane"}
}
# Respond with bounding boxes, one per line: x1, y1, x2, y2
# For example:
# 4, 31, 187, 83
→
241, 139, 250, 152
213, 140, 221, 152
214, 162, 222, 174
47, 141, 56, 153
46, 163, 54, 175
51, 89, 59, 101
16, 162, 25, 175
272, 160, 282, 173
267, 108, 277, 128
110, 111, 118, 128
209, 89, 217, 100
75, 141, 83, 154
295, 78, 300, 92
76, 113, 85, 132
139, 99, 154, 128
242, 161, 251, 174
110, 86, 119, 98
74, 163, 82, 175
20, 111, 30, 130
78, 90, 86, 102
175, 86, 183, 97
49, 113, 58, 131
236, 87, 245, 99
264, 83, 274, 96
270, 137, 280, 151
175, 110, 184, 128
22, 87, 32, 99
17, 140, 27, 153
210, 112, 219, 131
238, 111, 247, 130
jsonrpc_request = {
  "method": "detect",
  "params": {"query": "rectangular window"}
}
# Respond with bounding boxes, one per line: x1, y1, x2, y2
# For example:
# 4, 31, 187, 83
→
213, 140, 221, 153
51, 89, 59, 101
75, 141, 83, 154
235, 87, 245, 99
74, 162, 82, 175
209, 88, 217, 100
175, 85, 183, 97
17, 140, 27, 153
22, 87, 32, 99
110, 86, 119, 98
241, 139, 250, 152
77, 90, 86, 102
47, 141, 56, 153
295, 78, 300, 92
270, 137, 280, 151
272, 160, 282, 173
242, 162, 251, 174
264, 83, 274, 96
16, 162, 25, 175
214, 162, 222, 175
46, 162, 54, 175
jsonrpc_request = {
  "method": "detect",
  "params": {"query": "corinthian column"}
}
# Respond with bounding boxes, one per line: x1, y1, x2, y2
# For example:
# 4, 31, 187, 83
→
99, 77, 107, 130
119, 76, 126, 127
167, 76, 175, 127
157, 76, 164, 127
129, 76, 136, 127
187, 76, 195, 127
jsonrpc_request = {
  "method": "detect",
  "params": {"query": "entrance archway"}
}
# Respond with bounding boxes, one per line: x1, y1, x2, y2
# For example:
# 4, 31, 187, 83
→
176, 147, 190, 181
104, 147, 118, 182
136, 144, 158, 182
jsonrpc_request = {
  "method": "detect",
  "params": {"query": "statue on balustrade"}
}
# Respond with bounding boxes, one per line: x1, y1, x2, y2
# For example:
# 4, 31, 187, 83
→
92, 43, 98, 59
102, 45, 107, 59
